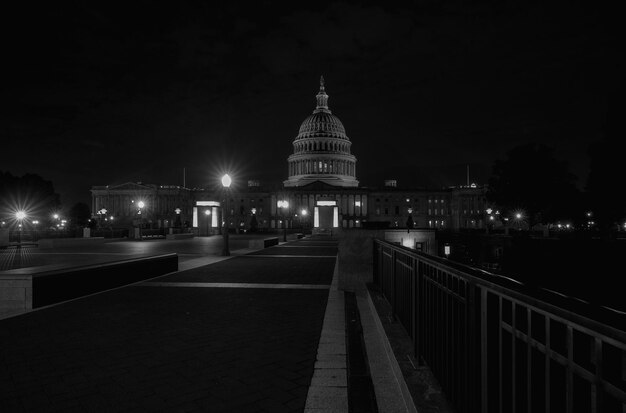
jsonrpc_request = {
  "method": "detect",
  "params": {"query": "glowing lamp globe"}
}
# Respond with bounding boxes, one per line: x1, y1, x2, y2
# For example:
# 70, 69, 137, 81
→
221, 174, 232, 188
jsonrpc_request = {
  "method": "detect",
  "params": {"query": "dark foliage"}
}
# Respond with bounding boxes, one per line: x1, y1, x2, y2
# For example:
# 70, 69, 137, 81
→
487, 143, 581, 226
68, 202, 91, 229
0, 171, 62, 224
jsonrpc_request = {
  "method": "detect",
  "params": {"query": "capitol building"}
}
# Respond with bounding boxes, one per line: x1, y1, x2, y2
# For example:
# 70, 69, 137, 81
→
91, 78, 487, 234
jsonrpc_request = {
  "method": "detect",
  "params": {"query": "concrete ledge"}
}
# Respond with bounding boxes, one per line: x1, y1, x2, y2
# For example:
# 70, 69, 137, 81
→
0, 253, 178, 311
357, 288, 418, 413
286, 233, 305, 241
38, 237, 107, 249
165, 233, 195, 240
248, 237, 279, 249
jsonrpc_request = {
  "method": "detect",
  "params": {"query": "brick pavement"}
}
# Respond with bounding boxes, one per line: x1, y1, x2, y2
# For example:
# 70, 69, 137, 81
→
0, 237, 340, 412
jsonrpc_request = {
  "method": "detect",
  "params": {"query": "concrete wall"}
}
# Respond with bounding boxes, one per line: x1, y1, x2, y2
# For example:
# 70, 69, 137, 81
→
38, 237, 107, 249
0, 229, 9, 247
336, 228, 437, 292
0, 274, 32, 311
381, 229, 437, 255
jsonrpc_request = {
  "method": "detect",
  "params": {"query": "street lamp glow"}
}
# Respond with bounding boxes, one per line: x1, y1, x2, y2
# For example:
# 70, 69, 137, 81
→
204, 209, 211, 215
301, 209, 308, 216
221, 174, 232, 188
53, 213, 59, 219
137, 201, 145, 209
15, 211, 26, 220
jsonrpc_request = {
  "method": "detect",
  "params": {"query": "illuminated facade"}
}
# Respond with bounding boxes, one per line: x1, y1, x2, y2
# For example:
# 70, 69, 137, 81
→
284, 77, 358, 188
91, 77, 488, 234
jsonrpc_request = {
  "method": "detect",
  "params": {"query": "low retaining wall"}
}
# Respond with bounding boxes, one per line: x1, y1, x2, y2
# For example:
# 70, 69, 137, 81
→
165, 233, 194, 240
249, 237, 279, 249
38, 237, 107, 249
286, 233, 304, 241
0, 253, 178, 311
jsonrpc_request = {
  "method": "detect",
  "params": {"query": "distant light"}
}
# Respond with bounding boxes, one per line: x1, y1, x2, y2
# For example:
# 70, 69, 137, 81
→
405, 198, 410, 202
251, 208, 257, 215
515, 213, 522, 219
33, 220, 39, 224
470, 183, 477, 188
175, 208, 181, 214
486, 208, 493, 215
489, 216, 495, 221
204, 209, 211, 215
221, 174, 232, 188
407, 208, 413, 214
557, 224, 562, 228
53, 214, 59, 219
15, 211, 26, 220
138, 201, 145, 209
110, 216, 114, 220
566, 224, 571, 229
301, 209, 308, 216
586, 211, 592, 217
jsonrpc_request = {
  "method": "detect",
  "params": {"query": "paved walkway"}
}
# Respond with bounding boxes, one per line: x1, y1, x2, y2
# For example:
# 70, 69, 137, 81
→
0, 237, 351, 412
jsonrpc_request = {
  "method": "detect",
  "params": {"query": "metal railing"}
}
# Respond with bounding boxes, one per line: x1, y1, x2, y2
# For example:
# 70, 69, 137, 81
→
373, 239, 626, 413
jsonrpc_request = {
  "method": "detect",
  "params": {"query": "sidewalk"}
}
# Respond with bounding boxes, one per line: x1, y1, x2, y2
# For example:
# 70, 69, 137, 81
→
0, 236, 415, 412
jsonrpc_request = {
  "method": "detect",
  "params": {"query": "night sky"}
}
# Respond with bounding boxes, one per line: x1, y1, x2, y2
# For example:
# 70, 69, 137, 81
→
1, 1, 616, 208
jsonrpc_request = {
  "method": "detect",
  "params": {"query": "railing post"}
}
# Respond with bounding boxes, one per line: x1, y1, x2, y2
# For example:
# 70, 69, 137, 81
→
391, 248, 397, 317
479, 287, 488, 413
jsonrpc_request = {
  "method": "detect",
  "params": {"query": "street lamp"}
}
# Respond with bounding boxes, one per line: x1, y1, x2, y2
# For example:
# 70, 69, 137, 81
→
32, 220, 39, 241
137, 201, 145, 240
514, 212, 522, 230
301, 208, 308, 232
277, 200, 289, 242
204, 209, 211, 236
221, 174, 231, 256
15, 211, 26, 245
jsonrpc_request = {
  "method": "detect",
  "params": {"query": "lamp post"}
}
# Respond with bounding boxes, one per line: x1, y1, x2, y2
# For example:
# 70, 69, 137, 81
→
204, 209, 211, 236
137, 201, 145, 240
301, 209, 308, 232
32, 220, 39, 242
15, 211, 26, 246
221, 174, 232, 256
277, 200, 289, 242
515, 212, 522, 231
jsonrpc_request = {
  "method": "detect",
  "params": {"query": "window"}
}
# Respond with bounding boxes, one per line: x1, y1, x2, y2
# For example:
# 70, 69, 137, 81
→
395, 206, 400, 215
384, 207, 389, 215
376, 208, 380, 216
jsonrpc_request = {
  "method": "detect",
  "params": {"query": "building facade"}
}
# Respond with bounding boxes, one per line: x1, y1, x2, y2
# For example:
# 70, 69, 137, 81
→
91, 78, 488, 234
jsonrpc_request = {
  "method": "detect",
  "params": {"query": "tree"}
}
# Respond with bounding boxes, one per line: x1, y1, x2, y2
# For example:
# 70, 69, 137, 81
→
586, 86, 625, 235
0, 171, 62, 224
68, 202, 91, 229
487, 143, 581, 228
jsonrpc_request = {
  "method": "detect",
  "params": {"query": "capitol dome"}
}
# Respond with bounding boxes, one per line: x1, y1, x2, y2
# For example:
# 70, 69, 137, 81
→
284, 77, 358, 188
297, 112, 347, 139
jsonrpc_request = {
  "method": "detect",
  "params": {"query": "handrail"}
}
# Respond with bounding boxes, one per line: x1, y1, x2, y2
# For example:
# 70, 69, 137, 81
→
373, 238, 626, 413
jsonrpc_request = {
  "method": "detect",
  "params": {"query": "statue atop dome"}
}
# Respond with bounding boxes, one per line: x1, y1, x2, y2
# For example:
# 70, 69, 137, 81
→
315, 75, 330, 113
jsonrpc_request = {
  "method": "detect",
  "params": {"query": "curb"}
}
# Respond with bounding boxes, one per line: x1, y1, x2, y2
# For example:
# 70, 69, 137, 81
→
357, 288, 418, 413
